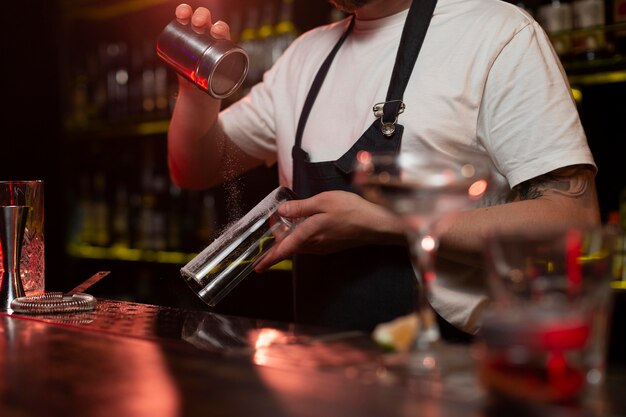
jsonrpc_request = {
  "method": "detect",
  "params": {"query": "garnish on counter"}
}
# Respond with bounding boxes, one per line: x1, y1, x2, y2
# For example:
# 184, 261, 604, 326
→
372, 313, 420, 352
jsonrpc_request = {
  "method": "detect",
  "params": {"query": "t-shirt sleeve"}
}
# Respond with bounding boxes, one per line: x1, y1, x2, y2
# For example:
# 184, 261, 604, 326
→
478, 20, 596, 189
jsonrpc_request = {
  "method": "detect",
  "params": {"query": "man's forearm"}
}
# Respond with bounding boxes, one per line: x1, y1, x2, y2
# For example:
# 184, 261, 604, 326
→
438, 165, 601, 258
167, 81, 225, 189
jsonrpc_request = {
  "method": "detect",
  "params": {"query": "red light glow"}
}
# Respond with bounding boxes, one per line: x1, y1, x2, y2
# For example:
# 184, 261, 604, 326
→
468, 179, 488, 198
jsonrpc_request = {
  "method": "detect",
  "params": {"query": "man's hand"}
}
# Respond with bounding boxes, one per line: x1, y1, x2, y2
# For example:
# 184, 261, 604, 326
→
175, 4, 231, 39
254, 190, 407, 272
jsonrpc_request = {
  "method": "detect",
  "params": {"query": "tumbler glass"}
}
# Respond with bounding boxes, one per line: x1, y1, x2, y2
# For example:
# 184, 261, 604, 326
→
476, 227, 618, 403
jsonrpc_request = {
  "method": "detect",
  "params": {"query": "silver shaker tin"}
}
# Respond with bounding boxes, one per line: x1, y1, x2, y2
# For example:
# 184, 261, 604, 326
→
156, 19, 249, 99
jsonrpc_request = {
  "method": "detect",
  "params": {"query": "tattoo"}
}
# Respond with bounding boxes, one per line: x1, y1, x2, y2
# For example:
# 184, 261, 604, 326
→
513, 165, 594, 201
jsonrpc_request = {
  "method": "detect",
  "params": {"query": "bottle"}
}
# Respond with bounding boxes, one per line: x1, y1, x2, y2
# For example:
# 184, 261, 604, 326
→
607, 210, 626, 281
92, 172, 110, 247
572, 0, 607, 60
75, 174, 96, 246
273, 0, 299, 62
240, 5, 262, 89
128, 42, 145, 120
167, 183, 183, 252
614, 0, 626, 53
221, 7, 246, 108
615, 186, 626, 281
141, 40, 156, 116
619, 186, 626, 234
111, 185, 131, 249
68, 64, 90, 128
195, 193, 218, 248
257, 1, 276, 73
104, 42, 130, 122
538, 0, 574, 59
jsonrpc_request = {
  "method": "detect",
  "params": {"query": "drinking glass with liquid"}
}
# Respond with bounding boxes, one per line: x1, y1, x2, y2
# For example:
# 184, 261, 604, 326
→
476, 227, 618, 403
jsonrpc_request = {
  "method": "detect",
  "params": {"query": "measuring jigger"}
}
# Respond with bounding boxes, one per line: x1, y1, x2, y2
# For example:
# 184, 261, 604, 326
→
0, 206, 29, 311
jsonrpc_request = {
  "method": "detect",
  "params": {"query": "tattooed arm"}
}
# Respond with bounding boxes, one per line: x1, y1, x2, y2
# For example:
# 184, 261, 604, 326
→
512, 165, 597, 203
437, 164, 601, 259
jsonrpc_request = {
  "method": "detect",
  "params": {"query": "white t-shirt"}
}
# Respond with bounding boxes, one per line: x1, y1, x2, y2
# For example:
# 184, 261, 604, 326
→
220, 0, 596, 331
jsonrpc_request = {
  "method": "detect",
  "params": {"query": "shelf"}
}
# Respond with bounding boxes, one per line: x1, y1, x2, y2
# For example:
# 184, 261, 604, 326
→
66, 243, 294, 271
613, 280, 626, 292
568, 68, 626, 86
64, 119, 170, 140
552, 21, 626, 84
67, 243, 193, 263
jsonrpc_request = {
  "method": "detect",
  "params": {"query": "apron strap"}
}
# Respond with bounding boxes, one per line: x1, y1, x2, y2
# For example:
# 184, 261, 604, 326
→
293, 17, 356, 151
382, 0, 438, 125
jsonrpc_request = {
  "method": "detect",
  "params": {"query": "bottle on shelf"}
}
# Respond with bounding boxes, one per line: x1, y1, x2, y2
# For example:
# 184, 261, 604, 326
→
195, 193, 218, 249
104, 42, 130, 122
140, 40, 157, 118
136, 142, 169, 252
154, 57, 170, 119
537, 0, 575, 59
129, 41, 145, 120
607, 210, 626, 282
609, 186, 626, 282
111, 185, 131, 249
273, 0, 299, 62
67, 61, 90, 129
220, 6, 246, 108
619, 186, 626, 234
571, 0, 608, 60
71, 174, 96, 247
613, 0, 626, 53
92, 171, 111, 247
240, 4, 262, 90
257, 1, 277, 74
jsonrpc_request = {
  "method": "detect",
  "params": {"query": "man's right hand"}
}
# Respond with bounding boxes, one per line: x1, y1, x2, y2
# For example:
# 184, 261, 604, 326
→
174, 4, 232, 91
175, 4, 231, 40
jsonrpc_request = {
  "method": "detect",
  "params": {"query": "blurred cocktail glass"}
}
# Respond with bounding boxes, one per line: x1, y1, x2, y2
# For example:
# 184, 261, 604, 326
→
353, 146, 493, 374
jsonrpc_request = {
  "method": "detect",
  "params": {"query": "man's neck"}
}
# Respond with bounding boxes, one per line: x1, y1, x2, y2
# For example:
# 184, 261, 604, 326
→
354, 0, 412, 20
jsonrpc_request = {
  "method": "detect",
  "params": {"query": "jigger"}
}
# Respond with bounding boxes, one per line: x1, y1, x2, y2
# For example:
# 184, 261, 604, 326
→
0, 205, 30, 311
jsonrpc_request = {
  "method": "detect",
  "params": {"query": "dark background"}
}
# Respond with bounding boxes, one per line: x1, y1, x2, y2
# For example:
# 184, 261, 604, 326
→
1, 1, 625, 326
1, 1, 65, 289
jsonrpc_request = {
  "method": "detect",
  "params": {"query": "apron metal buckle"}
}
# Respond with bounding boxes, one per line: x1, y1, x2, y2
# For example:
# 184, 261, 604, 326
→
373, 100, 405, 138
372, 100, 405, 118
381, 122, 396, 137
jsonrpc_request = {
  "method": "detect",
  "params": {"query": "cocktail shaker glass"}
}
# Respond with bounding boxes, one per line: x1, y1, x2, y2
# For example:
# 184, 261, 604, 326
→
182, 187, 298, 307
156, 19, 249, 99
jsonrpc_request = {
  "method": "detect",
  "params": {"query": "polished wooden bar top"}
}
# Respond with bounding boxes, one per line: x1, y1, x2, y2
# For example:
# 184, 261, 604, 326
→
0, 298, 624, 417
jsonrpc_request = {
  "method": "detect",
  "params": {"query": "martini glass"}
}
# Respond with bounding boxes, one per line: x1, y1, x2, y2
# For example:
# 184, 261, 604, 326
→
353, 146, 493, 375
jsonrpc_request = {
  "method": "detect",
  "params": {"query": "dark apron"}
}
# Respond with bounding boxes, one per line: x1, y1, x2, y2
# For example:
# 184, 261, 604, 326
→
291, 0, 471, 341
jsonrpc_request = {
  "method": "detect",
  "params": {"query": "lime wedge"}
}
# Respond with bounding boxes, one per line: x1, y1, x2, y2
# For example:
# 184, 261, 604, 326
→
372, 313, 420, 352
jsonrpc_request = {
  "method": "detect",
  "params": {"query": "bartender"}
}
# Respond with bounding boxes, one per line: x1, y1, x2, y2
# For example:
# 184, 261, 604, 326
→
167, 0, 600, 338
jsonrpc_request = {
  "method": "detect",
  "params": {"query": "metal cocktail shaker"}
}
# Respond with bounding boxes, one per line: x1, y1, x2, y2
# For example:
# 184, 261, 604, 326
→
156, 19, 249, 99
0, 205, 29, 311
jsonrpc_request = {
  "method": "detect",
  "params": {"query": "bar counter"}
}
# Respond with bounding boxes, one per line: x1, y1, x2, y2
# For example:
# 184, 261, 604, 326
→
0, 298, 624, 417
